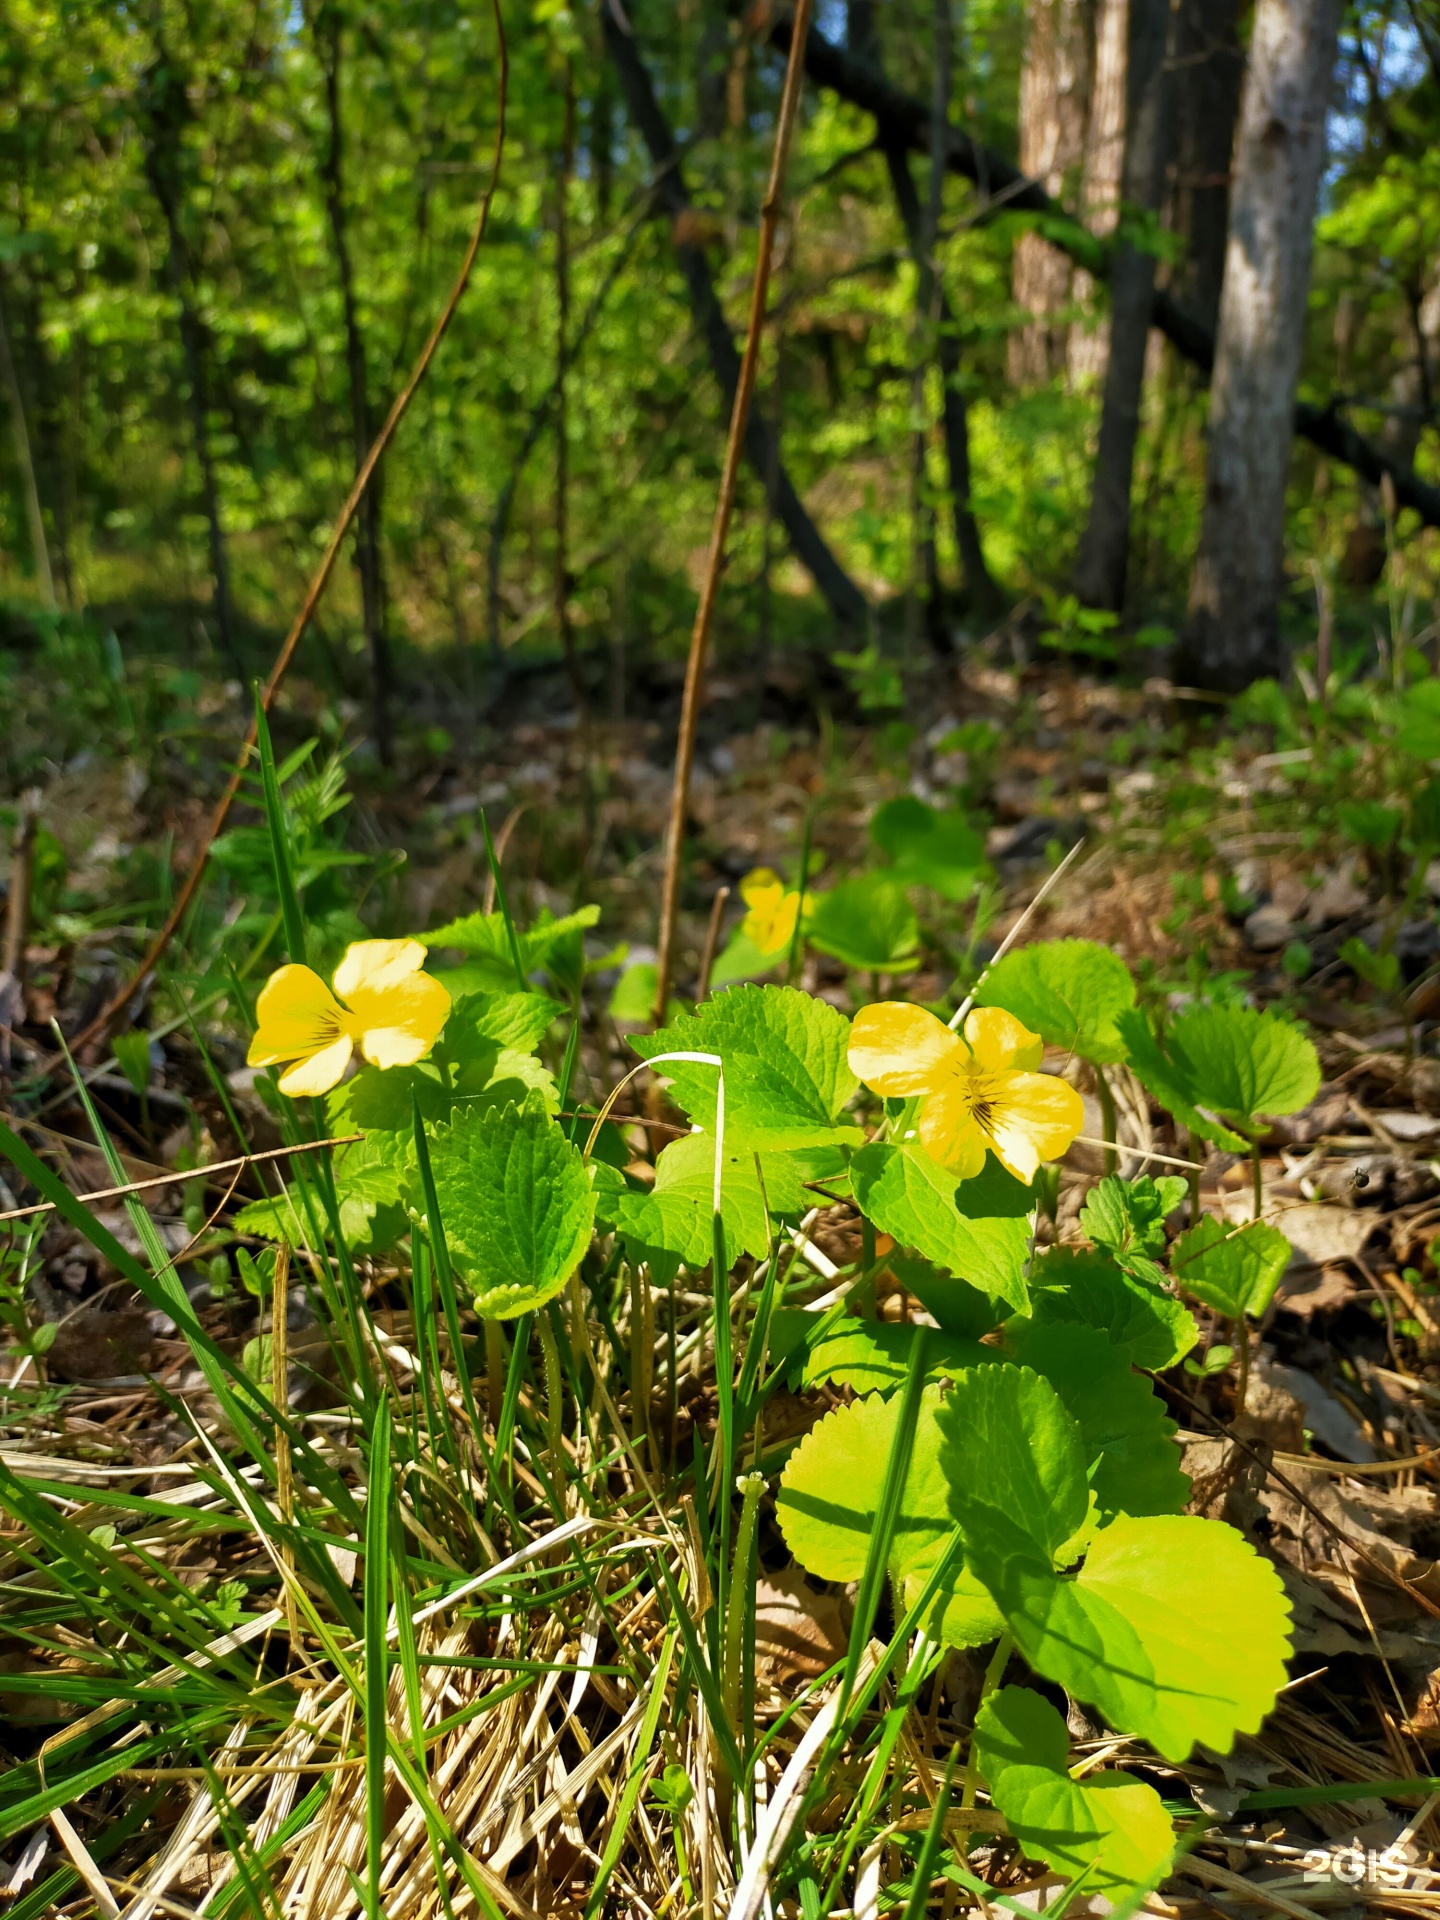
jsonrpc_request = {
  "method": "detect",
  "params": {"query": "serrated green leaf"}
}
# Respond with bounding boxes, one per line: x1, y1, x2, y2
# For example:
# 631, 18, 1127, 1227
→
1025, 1246, 1198, 1371
708, 926, 784, 989
851, 1143, 1030, 1312
940, 1369, 1291, 1759
423, 903, 600, 960
937, 1365, 1090, 1568
975, 939, 1137, 1065
1011, 1324, 1189, 1520
1080, 1175, 1188, 1285
404, 1093, 595, 1317
1002, 1513, 1294, 1762
1172, 1215, 1291, 1320
592, 1131, 812, 1278
806, 875, 921, 973
632, 985, 860, 1149
438, 990, 562, 1064
1118, 1004, 1319, 1139
770, 1310, 993, 1394
975, 1687, 1174, 1894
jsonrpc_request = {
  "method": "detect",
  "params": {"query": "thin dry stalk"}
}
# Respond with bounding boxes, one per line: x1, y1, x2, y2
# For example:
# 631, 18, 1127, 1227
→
68, 0, 510, 1056
651, 0, 816, 1022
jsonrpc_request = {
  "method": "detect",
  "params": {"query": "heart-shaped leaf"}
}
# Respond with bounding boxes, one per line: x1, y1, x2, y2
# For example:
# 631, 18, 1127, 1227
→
851, 1142, 1031, 1311
806, 875, 921, 973
1172, 1214, 1291, 1320
1025, 1246, 1198, 1372
976, 939, 1136, 1065
1118, 1004, 1319, 1140
870, 796, 986, 903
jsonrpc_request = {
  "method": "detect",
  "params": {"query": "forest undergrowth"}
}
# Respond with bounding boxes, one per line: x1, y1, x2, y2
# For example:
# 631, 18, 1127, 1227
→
7, 619, 1440, 1917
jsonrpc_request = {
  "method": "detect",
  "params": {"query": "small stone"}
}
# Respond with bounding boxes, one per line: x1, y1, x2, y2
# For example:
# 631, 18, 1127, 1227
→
1245, 903, 1294, 952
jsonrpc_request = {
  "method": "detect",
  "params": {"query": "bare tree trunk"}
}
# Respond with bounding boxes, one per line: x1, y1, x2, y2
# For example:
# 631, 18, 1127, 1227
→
1011, 0, 1093, 384
311, 3, 392, 765
138, 53, 241, 680
554, 61, 584, 718
0, 285, 55, 610
1068, 0, 1126, 384
603, 4, 869, 629
1179, 0, 1345, 691
1168, 0, 1243, 336
1072, 0, 1174, 610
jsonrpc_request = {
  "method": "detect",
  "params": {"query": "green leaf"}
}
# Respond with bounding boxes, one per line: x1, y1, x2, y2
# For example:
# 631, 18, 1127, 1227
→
404, 1093, 596, 1318
975, 939, 1137, 1065
632, 985, 860, 1149
708, 926, 784, 988
1172, 1215, 1291, 1320
1010, 1324, 1189, 1521
851, 1143, 1031, 1312
885, 1248, 1007, 1339
112, 1029, 152, 1097
593, 1131, 812, 1278
937, 1365, 1091, 1570
1115, 1011, 1249, 1152
1118, 1004, 1319, 1137
975, 1687, 1174, 1895
1395, 677, 1440, 759
607, 962, 659, 1023
870, 797, 986, 903
1079, 1174, 1188, 1286
1338, 800, 1401, 851
940, 1368, 1292, 1759
1025, 1246, 1198, 1372
438, 990, 561, 1064
806, 875, 921, 973
423, 905, 601, 991
1004, 1513, 1293, 1762
771, 1311, 994, 1394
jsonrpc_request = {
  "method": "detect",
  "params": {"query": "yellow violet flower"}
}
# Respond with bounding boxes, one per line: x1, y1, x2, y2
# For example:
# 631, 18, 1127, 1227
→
849, 1001, 1084, 1182
740, 868, 802, 956
247, 938, 451, 1098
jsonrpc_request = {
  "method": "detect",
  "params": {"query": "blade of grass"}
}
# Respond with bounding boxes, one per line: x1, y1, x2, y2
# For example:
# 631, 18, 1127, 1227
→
480, 805, 529, 992
364, 1399, 394, 1920
583, 1626, 678, 1919
254, 692, 308, 967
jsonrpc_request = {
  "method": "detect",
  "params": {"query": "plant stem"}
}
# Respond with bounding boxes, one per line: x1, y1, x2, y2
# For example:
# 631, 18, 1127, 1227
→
961, 1629, 1013, 1812
723, 1471, 765, 1736
1250, 1139, 1264, 1222
484, 1318, 506, 1432
536, 1304, 565, 1478
1095, 1065, 1118, 1176
1234, 1315, 1251, 1418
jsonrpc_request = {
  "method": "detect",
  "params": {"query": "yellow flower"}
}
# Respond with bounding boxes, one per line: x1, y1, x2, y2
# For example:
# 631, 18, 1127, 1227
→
740, 868, 802, 956
849, 1001, 1084, 1183
247, 939, 451, 1098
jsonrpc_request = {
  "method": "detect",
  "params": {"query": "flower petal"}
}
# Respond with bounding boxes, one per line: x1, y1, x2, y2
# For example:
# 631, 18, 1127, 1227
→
333, 938, 428, 1004
986, 1071, 1085, 1182
850, 1002, 964, 1097
916, 1080, 989, 1177
740, 868, 784, 908
277, 1033, 354, 1097
963, 1004, 1044, 1073
352, 972, 452, 1068
248, 965, 346, 1066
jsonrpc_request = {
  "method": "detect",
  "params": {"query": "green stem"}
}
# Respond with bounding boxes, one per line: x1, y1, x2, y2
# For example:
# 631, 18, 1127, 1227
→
536, 1306, 565, 1476
1095, 1066, 1117, 1177
722, 1471, 765, 1737
1234, 1315, 1251, 1418
961, 1629, 1013, 1812
484, 1318, 507, 1432
1250, 1139, 1264, 1223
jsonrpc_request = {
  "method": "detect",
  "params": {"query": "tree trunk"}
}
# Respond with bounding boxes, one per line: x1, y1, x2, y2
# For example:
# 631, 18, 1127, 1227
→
0, 283, 55, 610
1010, 0, 1093, 384
1179, 0, 1345, 691
1068, 0, 1126, 384
1072, 0, 1174, 610
554, 62, 584, 717
603, 5, 869, 629
311, 4, 392, 765
138, 54, 241, 680
1167, 0, 1243, 336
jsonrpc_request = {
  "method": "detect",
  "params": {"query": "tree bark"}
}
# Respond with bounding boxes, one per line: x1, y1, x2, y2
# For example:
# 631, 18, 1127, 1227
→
554, 61, 584, 716
767, 9, 1440, 533
1072, 0, 1174, 610
1179, 0, 1345, 691
1011, 0, 1093, 383
1068, 0, 1126, 384
0, 284, 55, 610
1168, 0, 1243, 336
311, 3, 392, 765
603, 4, 868, 629
138, 53, 241, 680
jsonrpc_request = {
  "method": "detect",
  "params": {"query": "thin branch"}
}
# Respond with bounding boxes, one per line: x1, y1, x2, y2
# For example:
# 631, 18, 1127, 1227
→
0, 1134, 363, 1225
67, 0, 510, 1059
651, 0, 816, 1022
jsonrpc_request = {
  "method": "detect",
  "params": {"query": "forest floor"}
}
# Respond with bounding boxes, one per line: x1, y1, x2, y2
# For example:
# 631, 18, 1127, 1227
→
7, 624, 1440, 1914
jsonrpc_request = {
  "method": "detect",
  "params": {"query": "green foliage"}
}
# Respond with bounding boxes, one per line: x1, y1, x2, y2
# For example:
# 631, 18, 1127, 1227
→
869, 797, 986, 902
423, 907, 601, 993
976, 939, 1136, 1063
770, 1311, 991, 1394
938, 1365, 1292, 1760
632, 985, 860, 1149
404, 1091, 595, 1317
806, 875, 921, 974
850, 1142, 1031, 1311
1025, 1246, 1198, 1371
1172, 1215, 1292, 1321
1118, 1003, 1320, 1145
975, 1687, 1174, 1894
1079, 1173, 1188, 1285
